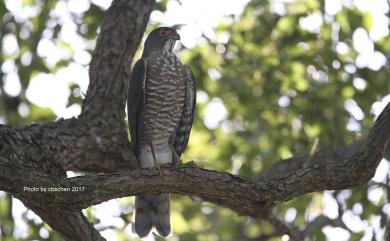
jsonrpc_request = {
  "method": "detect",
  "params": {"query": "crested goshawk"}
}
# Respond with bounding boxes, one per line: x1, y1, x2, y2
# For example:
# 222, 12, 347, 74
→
127, 27, 196, 237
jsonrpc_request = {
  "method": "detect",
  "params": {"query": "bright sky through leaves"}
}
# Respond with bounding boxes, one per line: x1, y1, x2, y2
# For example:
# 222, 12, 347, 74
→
1, 0, 389, 240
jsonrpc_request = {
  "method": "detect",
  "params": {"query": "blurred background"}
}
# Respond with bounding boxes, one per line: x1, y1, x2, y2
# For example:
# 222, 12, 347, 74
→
0, 0, 389, 240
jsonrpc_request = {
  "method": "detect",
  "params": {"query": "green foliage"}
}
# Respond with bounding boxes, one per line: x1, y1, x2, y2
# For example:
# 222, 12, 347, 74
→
0, 0, 389, 240
0, 0, 103, 240
179, 0, 390, 240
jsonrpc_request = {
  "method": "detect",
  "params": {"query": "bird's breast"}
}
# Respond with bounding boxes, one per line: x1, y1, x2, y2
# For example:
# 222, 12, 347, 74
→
141, 54, 187, 147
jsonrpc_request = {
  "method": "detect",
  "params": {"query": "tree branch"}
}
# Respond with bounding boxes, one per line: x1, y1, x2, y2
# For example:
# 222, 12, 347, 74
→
262, 210, 303, 241
0, 101, 388, 240
3, 102, 389, 211
0, 119, 135, 173
0, 0, 156, 240
0, 0, 388, 238
1, 101, 389, 218
0, 1, 158, 175
82, 0, 155, 123
259, 140, 365, 180
0, 121, 109, 240
302, 215, 351, 238
21, 203, 106, 241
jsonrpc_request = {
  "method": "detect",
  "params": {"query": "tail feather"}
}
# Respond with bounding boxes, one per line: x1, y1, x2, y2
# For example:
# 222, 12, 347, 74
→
153, 193, 171, 237
133, 193, 171, 237
133, 195, 153, 237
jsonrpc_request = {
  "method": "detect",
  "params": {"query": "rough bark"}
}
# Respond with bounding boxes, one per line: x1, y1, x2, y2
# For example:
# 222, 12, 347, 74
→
82, 0, 154, 122
0, 0, 155, 240
0, 0, 389, 239
1, 101, 389, 217
0, 119, 134, 173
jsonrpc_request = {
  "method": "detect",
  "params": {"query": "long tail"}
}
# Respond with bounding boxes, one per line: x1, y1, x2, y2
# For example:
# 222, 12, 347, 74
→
133, 193, 171, 237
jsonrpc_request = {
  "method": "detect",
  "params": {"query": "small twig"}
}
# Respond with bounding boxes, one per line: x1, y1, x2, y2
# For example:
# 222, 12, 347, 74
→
368, 180, 388, 187
261, 210, 303, 241
307, 137, 319, 162
302, 215, 351, 237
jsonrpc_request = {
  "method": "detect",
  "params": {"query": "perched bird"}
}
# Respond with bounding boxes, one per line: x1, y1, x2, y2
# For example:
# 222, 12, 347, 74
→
127, 27, 196, 237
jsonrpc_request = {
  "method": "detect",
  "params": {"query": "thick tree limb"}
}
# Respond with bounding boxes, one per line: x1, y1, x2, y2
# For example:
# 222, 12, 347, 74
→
260, 140, 365, 180
0, 121, 110, 240
0, 101, 388, 240
21, 202, 105, 241
0, 0, 157, 174
0, 118, 134, 173
1, 101, 389, 218
0, 0, 388, 239
0, 0, 155, 240
82, 0, 155, 123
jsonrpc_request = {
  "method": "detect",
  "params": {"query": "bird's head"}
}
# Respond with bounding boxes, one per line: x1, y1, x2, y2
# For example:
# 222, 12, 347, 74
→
143, 27, 180, 56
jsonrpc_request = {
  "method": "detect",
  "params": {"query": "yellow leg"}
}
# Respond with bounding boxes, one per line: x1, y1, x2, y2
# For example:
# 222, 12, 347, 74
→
149, 142, 162, 176
169, 144, 181, 166
185, 160, 196, 167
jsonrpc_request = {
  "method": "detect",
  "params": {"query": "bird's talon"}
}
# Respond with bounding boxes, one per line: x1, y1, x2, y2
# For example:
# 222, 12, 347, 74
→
155, 165, 163, 176
185, 160, 196, 167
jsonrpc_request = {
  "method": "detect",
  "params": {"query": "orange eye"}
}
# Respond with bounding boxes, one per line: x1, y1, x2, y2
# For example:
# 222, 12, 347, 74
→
159, 29, 170, 37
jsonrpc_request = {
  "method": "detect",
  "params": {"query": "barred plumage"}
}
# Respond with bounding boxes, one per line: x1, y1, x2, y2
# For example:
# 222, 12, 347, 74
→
127, 27, 196, 237
174, 65, 196, 156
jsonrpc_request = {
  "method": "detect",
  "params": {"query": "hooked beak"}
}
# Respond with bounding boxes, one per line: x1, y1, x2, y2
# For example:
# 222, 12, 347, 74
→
170, 31, 180, 41
164, 31, 180, 52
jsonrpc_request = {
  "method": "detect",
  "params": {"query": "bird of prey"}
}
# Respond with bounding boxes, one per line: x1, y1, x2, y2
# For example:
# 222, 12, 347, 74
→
127, 27, 196, 237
